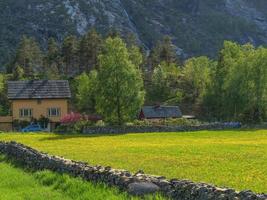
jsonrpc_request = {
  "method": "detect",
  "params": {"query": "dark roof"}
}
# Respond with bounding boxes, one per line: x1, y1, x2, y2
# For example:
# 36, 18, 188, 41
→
7, 80, 71, 100
141, 106, 182, 119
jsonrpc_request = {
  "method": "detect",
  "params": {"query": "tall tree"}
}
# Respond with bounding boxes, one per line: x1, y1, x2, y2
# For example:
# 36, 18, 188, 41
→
0, 74, 9, 116
148, 62, 182, 105
160, 36, 178, 65
12, 65, 25, 80
205, 41, 267, 122
148, 36, 178, 70
12, 36, 43, 79
75, 71, 98, 113
43, 38, 61, 79
106, 28, 121, 38
96, 37, 145, 125
79, 29, 102, 73
182, 56, 214, 105
62, 35, 78, 76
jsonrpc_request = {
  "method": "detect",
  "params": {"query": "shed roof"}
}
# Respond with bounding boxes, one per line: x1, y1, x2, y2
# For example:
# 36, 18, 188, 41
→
141, 106, 182, 119
7, 80, 71, 100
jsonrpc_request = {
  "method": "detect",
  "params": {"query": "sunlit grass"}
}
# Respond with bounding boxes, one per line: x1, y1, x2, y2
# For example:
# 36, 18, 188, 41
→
0, 155, 164, 200
0, 130, 266, 193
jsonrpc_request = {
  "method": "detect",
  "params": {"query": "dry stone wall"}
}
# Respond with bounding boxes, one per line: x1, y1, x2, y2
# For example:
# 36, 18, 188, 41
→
82, 123, 241, 135
0, 141, 266, 200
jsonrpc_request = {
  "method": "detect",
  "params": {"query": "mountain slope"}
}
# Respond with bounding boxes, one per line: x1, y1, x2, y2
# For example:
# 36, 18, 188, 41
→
1, 0, 267, 68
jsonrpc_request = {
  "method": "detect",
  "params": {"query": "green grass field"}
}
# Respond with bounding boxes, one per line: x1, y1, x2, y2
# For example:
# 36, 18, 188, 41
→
0, 130, 266, 193
0, 155, 144, 200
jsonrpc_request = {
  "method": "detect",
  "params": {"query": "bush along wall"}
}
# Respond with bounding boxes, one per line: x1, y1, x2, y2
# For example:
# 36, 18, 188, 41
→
0, 141, 266, 200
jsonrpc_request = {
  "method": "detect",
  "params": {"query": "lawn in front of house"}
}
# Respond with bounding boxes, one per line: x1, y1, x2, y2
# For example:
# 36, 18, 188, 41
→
0, 130, 266, 193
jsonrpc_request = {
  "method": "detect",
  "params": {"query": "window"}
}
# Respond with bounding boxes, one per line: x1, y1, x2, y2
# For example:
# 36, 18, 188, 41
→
48, 108, 61, 117
19, 109, 33, 118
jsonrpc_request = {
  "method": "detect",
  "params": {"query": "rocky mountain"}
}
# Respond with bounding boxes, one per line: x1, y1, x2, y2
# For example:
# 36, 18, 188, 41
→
1, 0, 267, 68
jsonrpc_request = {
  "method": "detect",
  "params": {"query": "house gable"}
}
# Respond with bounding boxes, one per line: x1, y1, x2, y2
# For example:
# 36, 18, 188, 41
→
140, 106, 182, 119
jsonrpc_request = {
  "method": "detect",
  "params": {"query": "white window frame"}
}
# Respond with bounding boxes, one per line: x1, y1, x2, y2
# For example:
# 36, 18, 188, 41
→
19, 108, 33, 118
47, 108, 61, 117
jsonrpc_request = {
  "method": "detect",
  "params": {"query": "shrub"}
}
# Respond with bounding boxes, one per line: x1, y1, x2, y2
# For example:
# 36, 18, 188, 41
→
60, 112, 82, 124
57, 113, 102, 133
13, 120, 30, 131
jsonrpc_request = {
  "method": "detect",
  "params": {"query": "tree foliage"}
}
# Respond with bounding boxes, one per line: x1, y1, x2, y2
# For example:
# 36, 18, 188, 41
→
148, 62, 182, 105
96, 37, 145, 125
75, 71, 98, 113
205, 41, 267, 122
0, 74, 9, 116
62, 35, 79, 76
182, 56, 215, 105
12, 36, 43, 79
79, 29, 103, 73
4, 30, 267, 123
42, 38, 61, 79
148, 36, 179, 70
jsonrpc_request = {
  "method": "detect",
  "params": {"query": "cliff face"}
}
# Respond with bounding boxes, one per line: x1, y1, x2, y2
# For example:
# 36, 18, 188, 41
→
1, 0, 267, 68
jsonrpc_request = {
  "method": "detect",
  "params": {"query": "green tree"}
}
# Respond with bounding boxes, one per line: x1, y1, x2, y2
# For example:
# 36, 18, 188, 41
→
43, 38, 61, 79
79, 29, 103, 73
45, 38, 60, 66
76, 71, 98, 113
205, 41, 267, 122
0, 74, 9, 116
96, 37, 145, 125
128, 46, 143, 69
182, 56, 215, 105
148, 36, 179, 70
13, 36, 43, 79
160, 36, 178, 65
106, 28, 121, 38
62, 35, 78, 76
12, 65, 25, 80
148, 62, 182, 104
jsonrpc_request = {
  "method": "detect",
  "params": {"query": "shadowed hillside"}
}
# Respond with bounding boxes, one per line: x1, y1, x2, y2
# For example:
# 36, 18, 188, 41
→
1, 0, 267, 68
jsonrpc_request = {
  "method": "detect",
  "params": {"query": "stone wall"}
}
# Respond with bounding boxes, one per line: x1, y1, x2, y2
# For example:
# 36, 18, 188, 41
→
82, 123, 241, 134
0, 141, 266, 200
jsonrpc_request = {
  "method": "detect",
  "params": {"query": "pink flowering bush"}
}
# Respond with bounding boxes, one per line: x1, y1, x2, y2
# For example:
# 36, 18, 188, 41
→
60, 112, 82, 124
58, 112, 103, 133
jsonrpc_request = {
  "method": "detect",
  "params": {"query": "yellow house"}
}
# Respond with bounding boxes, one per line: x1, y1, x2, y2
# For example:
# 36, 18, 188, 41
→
5, 80, 71, 131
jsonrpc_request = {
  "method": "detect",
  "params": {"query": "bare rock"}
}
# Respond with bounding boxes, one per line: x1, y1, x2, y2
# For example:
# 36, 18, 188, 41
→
127, 182, 160, 196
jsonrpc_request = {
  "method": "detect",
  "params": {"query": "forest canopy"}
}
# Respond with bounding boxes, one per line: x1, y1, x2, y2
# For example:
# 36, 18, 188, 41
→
1, 30, 267, 123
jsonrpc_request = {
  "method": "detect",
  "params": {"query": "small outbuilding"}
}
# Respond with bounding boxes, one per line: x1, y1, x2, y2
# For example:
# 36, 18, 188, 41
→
139, 105, 182, 120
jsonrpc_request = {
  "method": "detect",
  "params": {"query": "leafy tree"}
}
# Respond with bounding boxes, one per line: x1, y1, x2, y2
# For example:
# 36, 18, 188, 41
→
182, 56, 215, 105
148, 62, 182, 105
128, 46, 143, 69
250, 47, 267, 121
160, 36, 178, 65
0, 74, 9, 116
79, 29, 103, 73
62, 35, 79, 76
125, 32, 139, 48
12, 36, 43, 79
148, 36, 179, 70
75, 71, 98, 113
205, 41, 267, 122
96, 37, 145, 125
42, 38, 61, 79
12, 65, 25, 80
106, 28, 121, 38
